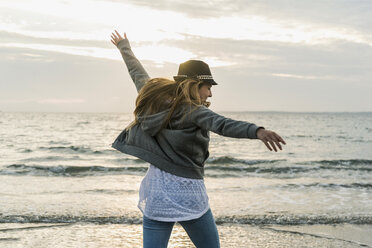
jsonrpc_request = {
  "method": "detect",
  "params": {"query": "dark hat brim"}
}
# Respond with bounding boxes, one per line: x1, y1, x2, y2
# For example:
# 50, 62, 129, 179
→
173, 76, 217, 85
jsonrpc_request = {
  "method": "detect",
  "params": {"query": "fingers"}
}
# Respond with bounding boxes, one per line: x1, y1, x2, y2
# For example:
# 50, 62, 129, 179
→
269, 140, 277, 152
260, 130, 286, 152
110, 33, 117, 45
115, 30, 123, 39
111, 33, 119, 41
110, 37, 118, 46
263, 139, 278, 152
273, 140, 282, 151
261, 137, 274, 152
263, 141, 280, 152
275, 133, 286, 145
110, 30, 127, 47
111, 32, 117, 39
263, 140, 272, 151
271, 134, 283, 151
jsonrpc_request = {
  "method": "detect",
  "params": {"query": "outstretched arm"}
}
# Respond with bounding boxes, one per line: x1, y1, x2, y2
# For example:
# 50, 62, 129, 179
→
110, 30, 150, 93
191, 106, 286, 152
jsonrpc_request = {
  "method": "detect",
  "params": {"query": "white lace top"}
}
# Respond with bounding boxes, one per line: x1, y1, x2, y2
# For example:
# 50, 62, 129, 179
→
138, 164, 210, 222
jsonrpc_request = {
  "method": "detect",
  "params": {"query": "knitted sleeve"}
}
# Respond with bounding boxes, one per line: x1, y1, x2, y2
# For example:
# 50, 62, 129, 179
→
117, 39, 150, 93
191, 106, 264, 139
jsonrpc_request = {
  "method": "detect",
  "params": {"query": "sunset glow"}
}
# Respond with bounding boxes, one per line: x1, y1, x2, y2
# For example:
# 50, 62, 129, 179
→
1, 0, 371, 112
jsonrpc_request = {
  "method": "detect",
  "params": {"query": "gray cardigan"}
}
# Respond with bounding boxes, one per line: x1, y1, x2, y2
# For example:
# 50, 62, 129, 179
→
112, 39, 264, 179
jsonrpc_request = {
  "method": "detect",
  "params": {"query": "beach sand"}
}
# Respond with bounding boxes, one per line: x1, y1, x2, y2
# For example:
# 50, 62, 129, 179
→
1, 223, 371, 247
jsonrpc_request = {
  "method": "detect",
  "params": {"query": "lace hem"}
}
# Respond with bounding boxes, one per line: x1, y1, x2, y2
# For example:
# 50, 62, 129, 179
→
138, 164, 210, 222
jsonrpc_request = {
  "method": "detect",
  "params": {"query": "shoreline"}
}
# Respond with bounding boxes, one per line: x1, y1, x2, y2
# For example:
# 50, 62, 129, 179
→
1, 223, 371, 248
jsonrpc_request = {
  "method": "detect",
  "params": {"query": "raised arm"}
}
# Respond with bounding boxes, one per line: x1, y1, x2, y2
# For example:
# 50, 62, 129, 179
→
111, 30, 150, 93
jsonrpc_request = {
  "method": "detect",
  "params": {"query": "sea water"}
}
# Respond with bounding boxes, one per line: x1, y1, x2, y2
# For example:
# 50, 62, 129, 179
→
0, 111, 371, 247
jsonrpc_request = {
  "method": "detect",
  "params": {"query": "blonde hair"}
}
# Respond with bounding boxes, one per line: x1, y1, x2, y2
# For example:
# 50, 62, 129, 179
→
127, 77, 210, 130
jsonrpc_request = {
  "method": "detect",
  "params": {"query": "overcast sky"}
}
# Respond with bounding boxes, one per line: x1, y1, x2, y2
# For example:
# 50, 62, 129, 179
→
1, 0, 371, 112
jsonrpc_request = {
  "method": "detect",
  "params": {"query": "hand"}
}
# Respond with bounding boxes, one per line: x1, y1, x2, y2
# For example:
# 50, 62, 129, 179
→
256, 128, 286, 152
110, 30, 127, 47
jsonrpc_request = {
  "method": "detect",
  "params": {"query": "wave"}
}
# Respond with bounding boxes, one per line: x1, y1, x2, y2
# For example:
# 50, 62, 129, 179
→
37, 145, 118, 155
284, 183, 372, 190
20, 155, 82, 162
206, 158, 372, 174
0, 215, 141, 225
2, 158, 371, 177
307, 159, 372, 172
314, 159, 372, 166
206, 156, 285, 165
76, 121, 90, 125
2, 164, 147, 176
206, 157, 372, 168
205, 165, 311, 174
18, 156, 146, 164
1, 214, 371, 225
81, 189, 137, 194
216, 214, 372, 225
19, 148, 33, 153
1, 163, 322, 177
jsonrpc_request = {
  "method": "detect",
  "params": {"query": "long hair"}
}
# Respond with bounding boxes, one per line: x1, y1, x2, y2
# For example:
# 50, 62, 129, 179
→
126, 77, 210, 130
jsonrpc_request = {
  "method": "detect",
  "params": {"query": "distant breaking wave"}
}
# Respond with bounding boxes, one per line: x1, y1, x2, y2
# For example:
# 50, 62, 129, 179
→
283, 183, 372, 190
1, 158, 371, 177
1, 214, 371, 226
38, 145, 119, 155
3, 164, 148, 176
206, 156, 285, 165
313, 159, 372, 166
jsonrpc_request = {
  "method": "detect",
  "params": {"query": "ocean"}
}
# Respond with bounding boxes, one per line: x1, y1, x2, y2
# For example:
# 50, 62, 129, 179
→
0, 111, 371, 247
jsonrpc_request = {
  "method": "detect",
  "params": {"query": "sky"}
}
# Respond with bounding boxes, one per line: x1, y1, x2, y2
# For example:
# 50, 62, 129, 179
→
0, 0, 371, 113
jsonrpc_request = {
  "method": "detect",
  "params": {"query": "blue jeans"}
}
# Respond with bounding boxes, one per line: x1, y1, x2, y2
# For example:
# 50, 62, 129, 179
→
143, 208, 220, 248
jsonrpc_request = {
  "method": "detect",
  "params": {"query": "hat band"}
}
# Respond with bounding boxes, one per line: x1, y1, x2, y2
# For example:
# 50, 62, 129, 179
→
177, 75, 213, 80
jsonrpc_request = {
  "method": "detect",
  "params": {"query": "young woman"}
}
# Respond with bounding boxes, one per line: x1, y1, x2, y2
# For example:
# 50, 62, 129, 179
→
110, 30, 286, 248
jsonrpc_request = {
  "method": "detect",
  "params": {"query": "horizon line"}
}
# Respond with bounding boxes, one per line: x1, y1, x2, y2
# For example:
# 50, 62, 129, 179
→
1, 110, 371, 114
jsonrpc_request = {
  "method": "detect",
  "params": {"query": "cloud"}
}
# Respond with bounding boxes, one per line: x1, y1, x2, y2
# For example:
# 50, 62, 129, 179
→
271, 73, 342, 81
1, 42, 371, 112
0, 98, 86, 104
93, 0, 239, 18
0, 31, 233, 66
36, 98, 86, 104
101, 0, 372, 34
0, 42, 119, 61
2, 0, 371, 46
1, 0, 371, 112
0, 31, 109, 48
2, 30, 371, 83
160, 34, 372, 81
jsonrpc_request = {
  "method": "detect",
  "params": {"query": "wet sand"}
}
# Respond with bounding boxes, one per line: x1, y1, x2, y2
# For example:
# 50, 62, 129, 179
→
1, 223, 371, 247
